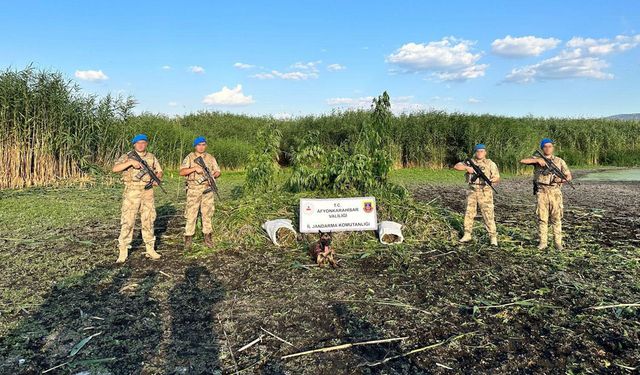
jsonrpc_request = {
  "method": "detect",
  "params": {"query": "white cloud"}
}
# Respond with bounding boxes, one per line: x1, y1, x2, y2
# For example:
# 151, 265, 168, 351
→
274, 70, 318, 80
326, 95, 426, 113
74, 70, 109, 81
250, 72, 275, 79
168, 101, 178, 107
468, 97, 481, 104
251, 70, 318, 80
430, 96, 454, 102
327, 63, 346, 72
273, 112, 293, 120
234, 62, 255, 69
246, 60, 326, 80
505, 50, 612, 83
491, 35, 561, 57
246, 60, 323, 80
189, 65, 205, 74
161, 65, 172, 70
503, 34, 640, 83
326, 97, 373, 107
433, 64, 488, 81
566, 34, 640, 55
202, 84, 254, 106
387, 37, 487, 81
290, 60, 321, 72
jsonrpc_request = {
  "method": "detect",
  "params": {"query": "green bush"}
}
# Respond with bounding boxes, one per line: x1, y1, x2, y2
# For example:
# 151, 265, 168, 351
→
284, 92, 402, 195
244, 123, 282, 192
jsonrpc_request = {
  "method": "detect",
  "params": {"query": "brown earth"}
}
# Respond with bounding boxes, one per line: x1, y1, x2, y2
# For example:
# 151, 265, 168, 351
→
1, 175, 639, 374
412, 172, 640, 249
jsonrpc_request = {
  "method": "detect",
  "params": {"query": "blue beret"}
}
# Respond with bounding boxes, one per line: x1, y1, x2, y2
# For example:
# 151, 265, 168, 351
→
131, 134, 148, 144
193, 136, 207, 147
540, 138, 554, 149
474, 144, 486, 151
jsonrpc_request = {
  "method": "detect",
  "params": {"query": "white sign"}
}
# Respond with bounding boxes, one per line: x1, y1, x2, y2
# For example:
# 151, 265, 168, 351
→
299, 197, 377, 233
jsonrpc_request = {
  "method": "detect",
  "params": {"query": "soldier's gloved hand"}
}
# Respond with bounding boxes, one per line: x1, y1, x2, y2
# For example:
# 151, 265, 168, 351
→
130, 160, 142, 169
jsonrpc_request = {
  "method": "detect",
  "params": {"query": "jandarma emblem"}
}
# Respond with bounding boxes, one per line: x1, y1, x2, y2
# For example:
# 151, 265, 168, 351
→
363, 201, 374, 213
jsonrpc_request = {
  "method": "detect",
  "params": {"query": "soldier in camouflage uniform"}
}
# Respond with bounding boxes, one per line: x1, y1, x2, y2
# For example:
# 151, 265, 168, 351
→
112, 134, 163, 263
179, 136, 221, 249
521, 138, 572, 250
454, 144, 500, 246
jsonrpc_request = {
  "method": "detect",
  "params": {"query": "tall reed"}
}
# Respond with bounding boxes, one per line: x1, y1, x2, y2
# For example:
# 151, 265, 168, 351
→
2, 67, 639, 189
0, 67, 133, 188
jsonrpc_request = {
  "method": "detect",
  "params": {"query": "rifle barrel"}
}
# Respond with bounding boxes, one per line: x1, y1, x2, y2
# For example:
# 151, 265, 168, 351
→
128, 152, 166, 193
534, 150, 575, 189
466, 158, 498, 194
195, 157, 221, 199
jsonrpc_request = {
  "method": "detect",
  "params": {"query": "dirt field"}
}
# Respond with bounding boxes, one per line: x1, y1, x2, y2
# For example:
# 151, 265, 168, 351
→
0, 173, 638, 374
412, 171, 640, 250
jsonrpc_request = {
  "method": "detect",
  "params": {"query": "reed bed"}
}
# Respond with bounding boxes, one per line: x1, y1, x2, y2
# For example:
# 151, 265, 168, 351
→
0, 68, 133, 188
2, 67, 639, 189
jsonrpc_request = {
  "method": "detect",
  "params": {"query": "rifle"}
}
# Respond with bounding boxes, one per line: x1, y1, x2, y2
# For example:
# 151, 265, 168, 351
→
127, 151, 167, 193
194, 156, 220, 199
465, 158, 498, 194
533, 150, 576, 190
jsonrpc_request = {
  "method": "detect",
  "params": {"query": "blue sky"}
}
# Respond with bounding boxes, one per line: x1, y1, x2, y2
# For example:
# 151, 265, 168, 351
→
1, 1, 639, 117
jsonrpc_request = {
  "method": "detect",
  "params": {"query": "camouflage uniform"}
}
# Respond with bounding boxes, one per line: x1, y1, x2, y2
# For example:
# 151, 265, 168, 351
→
181, 152, 220, 236
463, 158, 500, 239
533, 155, 570, 249
115, 152, 162, 255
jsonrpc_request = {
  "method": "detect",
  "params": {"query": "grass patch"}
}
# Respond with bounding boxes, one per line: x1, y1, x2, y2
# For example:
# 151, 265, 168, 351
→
390, 168, 467, 187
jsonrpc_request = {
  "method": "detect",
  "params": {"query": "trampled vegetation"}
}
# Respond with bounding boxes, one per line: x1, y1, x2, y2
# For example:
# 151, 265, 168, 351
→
1, 170, 638, 373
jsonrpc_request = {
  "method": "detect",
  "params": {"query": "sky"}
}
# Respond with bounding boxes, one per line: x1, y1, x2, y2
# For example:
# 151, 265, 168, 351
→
1, 0, 639, 118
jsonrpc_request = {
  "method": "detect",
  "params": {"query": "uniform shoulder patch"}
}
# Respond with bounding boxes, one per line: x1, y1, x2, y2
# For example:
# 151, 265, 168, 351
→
115, 153, 129, 164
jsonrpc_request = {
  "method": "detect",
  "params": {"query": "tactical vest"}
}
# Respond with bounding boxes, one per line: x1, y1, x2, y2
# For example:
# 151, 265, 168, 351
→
182, 152, 218, 185
120, 152, 159, 185
466, 158, 496, 186
533, 155, 566, 188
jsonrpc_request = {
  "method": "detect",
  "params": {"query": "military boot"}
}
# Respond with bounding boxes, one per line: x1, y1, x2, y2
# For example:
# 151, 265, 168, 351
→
554, 227, 563, 250
538, 225, 548, 250
116, 246, 128, 264
184, 236, 193, 250
145, 244, 161, 260
204, 233, 214, 248
459, 233, 472, 243
490, 236, 498, 247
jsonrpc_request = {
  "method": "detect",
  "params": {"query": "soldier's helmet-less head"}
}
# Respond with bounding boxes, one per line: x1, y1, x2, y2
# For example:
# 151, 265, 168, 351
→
131, 134, 148, 144
540, 138, 554, 155
131, 134, 149, 152
474, 143, 487, 159
194, 136, 207, 152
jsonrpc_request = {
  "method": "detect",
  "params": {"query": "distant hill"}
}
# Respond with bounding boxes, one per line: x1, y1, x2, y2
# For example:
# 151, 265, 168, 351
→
606, 113, 640, 120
